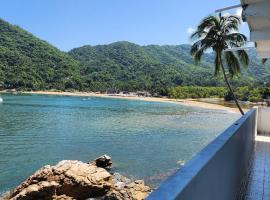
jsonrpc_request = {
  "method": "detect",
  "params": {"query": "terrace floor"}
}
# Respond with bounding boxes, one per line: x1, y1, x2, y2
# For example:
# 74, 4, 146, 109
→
237, 135, 270, 200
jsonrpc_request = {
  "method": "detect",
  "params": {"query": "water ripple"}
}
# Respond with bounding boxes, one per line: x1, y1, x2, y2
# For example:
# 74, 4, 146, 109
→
0, 93, 239, 193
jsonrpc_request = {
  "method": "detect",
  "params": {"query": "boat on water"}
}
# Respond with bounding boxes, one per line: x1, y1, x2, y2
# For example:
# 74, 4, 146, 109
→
0, 97, 3, 103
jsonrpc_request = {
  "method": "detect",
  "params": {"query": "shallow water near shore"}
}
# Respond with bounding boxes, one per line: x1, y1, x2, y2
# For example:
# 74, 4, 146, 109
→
0, 94, 239, 194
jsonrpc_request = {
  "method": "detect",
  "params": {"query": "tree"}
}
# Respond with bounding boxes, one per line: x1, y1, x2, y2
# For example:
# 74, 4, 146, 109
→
190, 14, 249, 115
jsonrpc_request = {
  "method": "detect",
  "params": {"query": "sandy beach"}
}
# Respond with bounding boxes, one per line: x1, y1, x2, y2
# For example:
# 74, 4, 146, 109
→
7, 91, 243, 113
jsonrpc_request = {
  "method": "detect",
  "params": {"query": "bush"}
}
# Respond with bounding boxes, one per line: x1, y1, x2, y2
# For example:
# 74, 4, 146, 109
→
249, 88, 262, 102
168, 86, 227, 99
169, 86, 270, 102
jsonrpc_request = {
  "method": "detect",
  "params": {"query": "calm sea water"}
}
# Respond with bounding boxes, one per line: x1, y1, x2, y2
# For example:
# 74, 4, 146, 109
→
0, 94, 239, 194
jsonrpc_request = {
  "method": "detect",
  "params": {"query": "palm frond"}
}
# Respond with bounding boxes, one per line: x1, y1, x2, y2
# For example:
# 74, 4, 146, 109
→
190, 30, 207, 40
190, 40, 202, 54
226, 33, 247, 42
223, 15, 241, 24
221, 15, 241, 36
225, 33, 247, 48
224, 51, 241, 76
237, 50, 249, 67
193, 48, 204, 64
222, 21, 239, 34
197, 16, 219, 32
190, 13, 248, 78
190, 38, 214, 63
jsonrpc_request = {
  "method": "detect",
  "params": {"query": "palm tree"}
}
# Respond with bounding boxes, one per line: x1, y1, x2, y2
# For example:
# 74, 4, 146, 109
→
190, 13, 249, 115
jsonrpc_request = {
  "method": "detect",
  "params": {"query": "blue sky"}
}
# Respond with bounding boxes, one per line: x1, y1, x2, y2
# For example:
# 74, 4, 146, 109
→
0, 0, 249, 51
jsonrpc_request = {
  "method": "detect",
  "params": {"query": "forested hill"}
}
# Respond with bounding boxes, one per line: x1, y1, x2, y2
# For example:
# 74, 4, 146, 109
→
1, 18, 270, 94
68, 42, 218, 94
0, 19, 82, 90
68, 41, 270, 94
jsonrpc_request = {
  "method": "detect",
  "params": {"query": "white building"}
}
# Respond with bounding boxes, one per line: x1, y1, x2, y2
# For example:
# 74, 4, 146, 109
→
242, 0, 270, 58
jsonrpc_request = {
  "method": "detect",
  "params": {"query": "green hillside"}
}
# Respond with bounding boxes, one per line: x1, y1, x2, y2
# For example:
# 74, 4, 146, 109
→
1, 18, 270, 95
68, 42, 219, 94
69, 41, 270, 94
0, 19, 82, 90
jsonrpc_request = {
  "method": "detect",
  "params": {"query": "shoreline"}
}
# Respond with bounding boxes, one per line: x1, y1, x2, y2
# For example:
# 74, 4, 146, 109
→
2, 90, 243, 113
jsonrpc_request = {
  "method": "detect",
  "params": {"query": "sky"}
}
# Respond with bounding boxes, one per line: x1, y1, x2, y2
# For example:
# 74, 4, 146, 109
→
0, 0, 249, 51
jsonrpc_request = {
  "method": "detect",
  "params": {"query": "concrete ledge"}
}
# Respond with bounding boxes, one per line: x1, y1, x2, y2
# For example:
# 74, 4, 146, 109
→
147, 109, 257, 200
257, 107, 270, 135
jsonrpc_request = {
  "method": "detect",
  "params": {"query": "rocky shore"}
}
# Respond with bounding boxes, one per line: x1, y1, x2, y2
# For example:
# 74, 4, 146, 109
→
1, 155, 151, 200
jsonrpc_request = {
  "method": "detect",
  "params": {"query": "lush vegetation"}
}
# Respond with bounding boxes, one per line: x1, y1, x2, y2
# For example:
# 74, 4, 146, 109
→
225, 86, 270, 102
168, 86, 270, 102
68, 42, 219, 94
168, 86, 227, 99
0, 19, 82, 90
1, 18, 270, 100
69, 43, 270, 95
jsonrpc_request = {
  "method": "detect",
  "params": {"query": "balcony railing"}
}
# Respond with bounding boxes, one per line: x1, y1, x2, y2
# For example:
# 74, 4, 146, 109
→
147, 108, 259, 200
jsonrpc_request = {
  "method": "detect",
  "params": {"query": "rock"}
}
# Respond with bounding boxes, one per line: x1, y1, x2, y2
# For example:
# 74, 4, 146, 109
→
107, 173, 151, 200
4, 160, 112, 200
112, 173, 132, 190
105, 180, 151, 200
13, 181, 59, 200
93, 155, 112, 169
2, 156, 151, 200
112, 173, 132, 185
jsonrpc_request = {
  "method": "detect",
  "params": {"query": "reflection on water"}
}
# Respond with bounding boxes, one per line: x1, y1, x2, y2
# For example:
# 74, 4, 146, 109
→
0, 94, 239, 193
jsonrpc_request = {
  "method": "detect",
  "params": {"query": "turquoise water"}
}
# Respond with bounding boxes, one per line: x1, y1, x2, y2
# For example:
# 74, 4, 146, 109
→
0, 94, 239, 194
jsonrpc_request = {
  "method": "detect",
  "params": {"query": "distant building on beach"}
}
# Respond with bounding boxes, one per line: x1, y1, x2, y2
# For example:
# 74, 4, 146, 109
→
136, 91, 151, 97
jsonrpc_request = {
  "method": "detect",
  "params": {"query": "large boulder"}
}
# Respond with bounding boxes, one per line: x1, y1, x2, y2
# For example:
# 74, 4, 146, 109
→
1, 157, 151, 200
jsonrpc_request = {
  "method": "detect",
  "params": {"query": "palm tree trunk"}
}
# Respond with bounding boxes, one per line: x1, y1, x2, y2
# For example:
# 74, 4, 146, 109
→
219, 55, 245, 115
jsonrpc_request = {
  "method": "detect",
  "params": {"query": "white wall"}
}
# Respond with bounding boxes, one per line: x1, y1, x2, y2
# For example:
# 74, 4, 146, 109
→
257, 107, 270, 135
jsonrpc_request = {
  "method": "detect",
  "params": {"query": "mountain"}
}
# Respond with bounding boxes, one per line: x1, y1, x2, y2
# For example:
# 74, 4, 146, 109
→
68, 41, 270, 94
0, 19, 82, 90
68, 42, 218, 94
1, 18, 270, 95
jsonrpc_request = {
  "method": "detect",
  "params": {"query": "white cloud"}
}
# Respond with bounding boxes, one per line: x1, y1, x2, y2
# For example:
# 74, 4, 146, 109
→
187, 27, 195, 35
223, 12, 230, 17
236, 8, 242, 17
